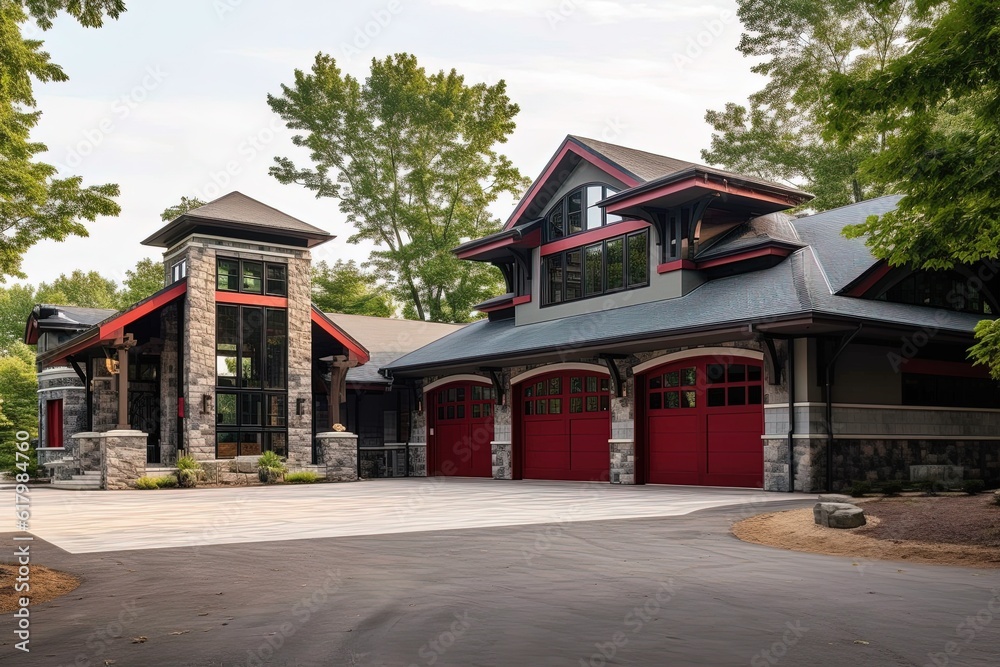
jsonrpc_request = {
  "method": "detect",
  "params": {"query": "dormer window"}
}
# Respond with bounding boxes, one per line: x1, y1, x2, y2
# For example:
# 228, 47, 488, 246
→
546, 184, 621, 241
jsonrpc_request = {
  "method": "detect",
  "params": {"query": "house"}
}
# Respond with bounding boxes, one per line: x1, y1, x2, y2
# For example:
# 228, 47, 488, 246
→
381, 135, 1000, 492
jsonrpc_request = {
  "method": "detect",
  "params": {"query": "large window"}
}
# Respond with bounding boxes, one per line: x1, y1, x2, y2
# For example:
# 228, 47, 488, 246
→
216, 305, 287, 458
217, 257, 288, 297
543, 229, 649, 305
546, 184, 621, 241
902, 373, 1000, 408
878, 271, 995, 314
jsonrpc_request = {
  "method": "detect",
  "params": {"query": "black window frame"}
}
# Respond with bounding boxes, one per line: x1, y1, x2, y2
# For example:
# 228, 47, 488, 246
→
545, 183, 622, 242
216, 257, 289, 297
215, 304, 288, 459
542, 229, 649, 306
170, 258, 187, 283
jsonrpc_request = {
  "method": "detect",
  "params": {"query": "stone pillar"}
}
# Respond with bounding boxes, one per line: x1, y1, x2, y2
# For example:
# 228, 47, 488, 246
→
609, 439, 635, 484
315, 431, 358, 482
407, 443, 427, 477
70, 432, 103, 472
100, 430, 148, 490
491, 441, 512, 479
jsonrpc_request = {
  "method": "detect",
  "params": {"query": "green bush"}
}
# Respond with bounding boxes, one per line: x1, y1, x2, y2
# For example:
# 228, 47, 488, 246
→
154, 475, 178, 489
850, 481, 872, 498
963, 479, 986, 495
176, 455, 200, 471
134, 476, 159, 490
285, 471, 321, 484
257, 450, 286, 484
918, 480, 941, 496
175, 455, 202, 488
880, 481, 904, 497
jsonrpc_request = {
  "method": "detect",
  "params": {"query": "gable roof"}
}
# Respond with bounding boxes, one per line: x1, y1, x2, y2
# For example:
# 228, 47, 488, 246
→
142, 191, 333, 248
325, 314, 465, 384
569, 135, 698, 182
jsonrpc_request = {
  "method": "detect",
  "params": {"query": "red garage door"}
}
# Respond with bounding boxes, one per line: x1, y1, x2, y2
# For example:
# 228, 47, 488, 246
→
428, 382, 495, 477
643, 356, 763, 488
519, 370, 610, 481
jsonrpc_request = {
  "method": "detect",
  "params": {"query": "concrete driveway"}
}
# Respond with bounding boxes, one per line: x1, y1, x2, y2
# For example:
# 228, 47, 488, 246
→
4, 480, 999, 666
27, 477, 813, 553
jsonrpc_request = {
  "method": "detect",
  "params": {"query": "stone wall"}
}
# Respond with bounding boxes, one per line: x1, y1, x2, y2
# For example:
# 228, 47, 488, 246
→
69, 431, 103, 472
181, 243, 218, 460
159, 303, 179, 464
315, 432, 358, 482
100, 430, 147, 490
285, 246, 313, 465
491, 441, 512, 480
609, 440, 636, 485
92, 358, 118, 432
407, 443, 427, 477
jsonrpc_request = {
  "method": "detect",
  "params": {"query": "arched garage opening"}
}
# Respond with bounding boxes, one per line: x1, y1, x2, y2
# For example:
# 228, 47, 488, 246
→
425, 376, 495, 477
513, 364, 611, 481
637, 350, 764, 488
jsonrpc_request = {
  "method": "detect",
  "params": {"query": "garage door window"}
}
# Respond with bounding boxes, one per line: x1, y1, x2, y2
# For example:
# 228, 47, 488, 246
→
524, 373, 608, 415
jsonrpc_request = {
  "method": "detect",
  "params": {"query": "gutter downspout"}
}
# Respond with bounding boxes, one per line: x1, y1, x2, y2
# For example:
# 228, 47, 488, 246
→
787, 338, 795, 493
825, 325, 863, 492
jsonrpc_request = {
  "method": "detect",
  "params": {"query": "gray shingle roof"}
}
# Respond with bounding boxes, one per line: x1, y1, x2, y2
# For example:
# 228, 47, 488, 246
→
34, 305, 117, 327
696, 212, 803, 260
183, 191, 329, 235
385, 195, 984, 375
570, 136, 697, 182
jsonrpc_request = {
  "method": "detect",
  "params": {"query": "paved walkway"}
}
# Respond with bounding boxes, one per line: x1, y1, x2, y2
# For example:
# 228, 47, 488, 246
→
21, 477, 814, 553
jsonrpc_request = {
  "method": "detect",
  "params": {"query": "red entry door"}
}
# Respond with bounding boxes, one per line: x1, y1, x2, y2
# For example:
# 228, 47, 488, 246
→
428, 382, 495, 477
519, 370, 611, 481
46, 399, 64, 448
644, 356, 764, 488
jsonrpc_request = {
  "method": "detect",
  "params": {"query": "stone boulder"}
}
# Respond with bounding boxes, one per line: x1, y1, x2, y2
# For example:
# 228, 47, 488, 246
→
813, 502, 866, 529
818, 494, 854, 504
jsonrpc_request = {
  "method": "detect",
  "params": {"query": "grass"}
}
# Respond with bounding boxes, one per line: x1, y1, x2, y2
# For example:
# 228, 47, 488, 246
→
285, 471, 322, 484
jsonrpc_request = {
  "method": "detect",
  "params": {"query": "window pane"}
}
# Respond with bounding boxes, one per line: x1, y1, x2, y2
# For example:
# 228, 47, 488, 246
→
536, 399, 547, 415
664, 371, 679, 388
682, 391, 697, 408
681, 368, 697, 386
549, 204, 564, 239
748, 365, 762, 382
217, 393, 237, 425
217, 259, 240, 291
549, 398, 561, 414
243, 261, 263, 293
472, 386, 482, 400
241, 393, 262, 426
586, 185, 603, 229
707, 364, 726, 384
217, 432, 238, 459
570, 376, 583, 393
536, 381, 546, 397
549, 377, 561, 395
457, 388, 465, 401
266, 432, 287, 458
748, 385, 763, 405
266, 394, 286, 427
216, 305, 239, 387
567, 189, 583, 234
586, 396, 598, 412
265, 264, 287, 296
238, 432, 262, 457
606, 238, 624, 291
524, 401, 533, 416
585, 243, 603, 296
586, 376, 597, 392
606, 212, 623, 224
600, 395, 609, 411
265, 309, 287, 389
565, 250, 583, 300
649, 375, 662, 390
457, 405, 465, 419
241, 307, 263, 388
600, 378, 609, 392
448, 388, 457, 402
570, 397, 583, 413
665, 392, 680, 409
627, 231, 649, 287
525, 385, 534, 398
472, 404, 481, 418
649, 392, 662, 410
728, 386, 746, 406
437, 406, 444, 420
447, 406, 455, 419
707, 388, 726, 407
728, 364, 746, 383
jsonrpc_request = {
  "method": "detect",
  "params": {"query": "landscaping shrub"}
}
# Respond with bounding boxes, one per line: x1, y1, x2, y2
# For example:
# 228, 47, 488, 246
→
880, 481, 904, 497
850, 481, 872, 498
285, 471, 321, 484
175, 455, 202, 488
918, 480, 941, 496
257, 450, 286, 484
963, 480, 986, 495
154, 475, 178, 489
134, 476, 159, 490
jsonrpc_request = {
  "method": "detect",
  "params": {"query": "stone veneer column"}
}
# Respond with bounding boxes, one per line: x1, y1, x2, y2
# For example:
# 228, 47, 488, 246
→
284, 247, 313, 465
315, 431, 358, 481
491, 402, 512, 480
100, 430, 148, 490
159, 303, 179, 464
408, 397, 428, 476
181, 244, 217, 461
609, 358, 635, 484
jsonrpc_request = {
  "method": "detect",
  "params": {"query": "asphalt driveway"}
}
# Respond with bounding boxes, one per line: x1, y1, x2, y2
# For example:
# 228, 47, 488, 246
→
2, 480, 998, 666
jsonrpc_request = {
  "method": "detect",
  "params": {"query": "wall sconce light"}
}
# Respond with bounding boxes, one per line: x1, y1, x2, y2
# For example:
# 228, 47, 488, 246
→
296, 398, 306, 416
416, 397, 423, 414
202, 394, 212, 414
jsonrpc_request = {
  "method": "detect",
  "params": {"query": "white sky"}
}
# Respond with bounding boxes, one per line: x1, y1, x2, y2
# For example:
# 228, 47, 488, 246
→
20, 0, 765, 286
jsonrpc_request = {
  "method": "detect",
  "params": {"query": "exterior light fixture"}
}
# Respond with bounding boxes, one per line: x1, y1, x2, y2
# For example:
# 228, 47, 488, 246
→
202, 394, 212, 414
296, 398, 306, 416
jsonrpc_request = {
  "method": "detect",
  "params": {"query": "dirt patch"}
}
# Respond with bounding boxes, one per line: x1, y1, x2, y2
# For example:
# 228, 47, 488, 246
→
733, 495, 1000, 568
0, 563, 81, 612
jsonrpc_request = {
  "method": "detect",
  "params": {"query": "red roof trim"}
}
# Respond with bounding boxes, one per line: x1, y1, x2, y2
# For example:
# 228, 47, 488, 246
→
605, 177, 794, 212
512, 295, 531, 306
476, 297, 516, 314
657, 259, 697, 274
695, 246, 792, 269
311, 307, 370, 364
99, 281, 188, 340
215, 292, 289, 308
842, 262, 891, 297
540, 219, 651, 257
504, 138, 642, 231
456, 228, 543, 261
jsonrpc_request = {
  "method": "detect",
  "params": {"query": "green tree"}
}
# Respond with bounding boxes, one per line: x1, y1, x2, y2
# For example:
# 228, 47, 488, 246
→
0, 1, 124, 281
118, 257, 164, 307
267, 53, 527, 323
0, 283, 37, 355
36, 270, 119, 309
0, 342, 39, 477
701, 0, 919, 210
160, 196, 206, 222
312, 260, 393, 317
822, 0, 1000, 376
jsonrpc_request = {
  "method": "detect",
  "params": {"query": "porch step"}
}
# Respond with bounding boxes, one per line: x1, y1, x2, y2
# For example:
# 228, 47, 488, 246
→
52, 478, 101, 491
145, 467, 177, 476
79, 470, 101, 477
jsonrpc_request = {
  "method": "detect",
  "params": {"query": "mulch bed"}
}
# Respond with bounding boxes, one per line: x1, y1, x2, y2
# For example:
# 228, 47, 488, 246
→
857, 495, 1000, 547
0, 563, 80, 613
